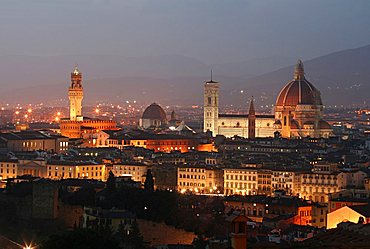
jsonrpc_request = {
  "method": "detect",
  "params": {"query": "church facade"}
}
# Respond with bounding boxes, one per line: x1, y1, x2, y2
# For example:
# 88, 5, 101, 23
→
204, 60, 332, 139
203, 79, 275, 138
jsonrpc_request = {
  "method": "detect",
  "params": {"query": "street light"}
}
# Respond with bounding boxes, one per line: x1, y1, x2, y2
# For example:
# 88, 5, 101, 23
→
23, 243, 35, 249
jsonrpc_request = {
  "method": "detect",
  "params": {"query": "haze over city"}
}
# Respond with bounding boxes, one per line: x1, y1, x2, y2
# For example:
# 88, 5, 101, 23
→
1, 0, 370, 106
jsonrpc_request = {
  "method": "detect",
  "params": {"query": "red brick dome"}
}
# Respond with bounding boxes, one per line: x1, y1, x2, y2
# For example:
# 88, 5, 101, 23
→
276, 60, 322, 107
142, 103, 167, 121
318, 120, 331, 129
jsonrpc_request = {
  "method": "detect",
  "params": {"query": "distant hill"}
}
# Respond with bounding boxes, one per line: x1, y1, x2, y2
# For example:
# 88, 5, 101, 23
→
242, 45, 370, 106
0, 45, 370, 106
0, 54, 293, 106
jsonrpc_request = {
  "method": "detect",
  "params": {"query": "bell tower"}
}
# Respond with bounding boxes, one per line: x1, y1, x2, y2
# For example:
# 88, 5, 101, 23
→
68, 66, 84, 121
248, 97, 256, 139
203, 72, 219, 136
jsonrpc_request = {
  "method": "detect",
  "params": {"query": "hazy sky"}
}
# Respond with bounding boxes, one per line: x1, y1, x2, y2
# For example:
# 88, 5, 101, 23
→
1, 0, 370, 63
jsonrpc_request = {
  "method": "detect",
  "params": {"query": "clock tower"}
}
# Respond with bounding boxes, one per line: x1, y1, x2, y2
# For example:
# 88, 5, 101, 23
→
68, 66, 84, 121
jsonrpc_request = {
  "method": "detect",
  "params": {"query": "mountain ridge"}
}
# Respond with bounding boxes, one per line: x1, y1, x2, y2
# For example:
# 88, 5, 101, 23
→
1, 44, 370, 106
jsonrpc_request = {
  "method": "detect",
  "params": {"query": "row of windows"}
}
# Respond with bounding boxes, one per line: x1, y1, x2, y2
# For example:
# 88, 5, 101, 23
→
181, 168, 205, 173
59, 141, 69, 147
23, 142, 42, 147
258, 175, 271, 179
272, 178, 293, 182
0, 164, 16, 168
132, 141, 192, 146
113, 170, 141, 175
0, 169, 16, 174
301, 187, 337, 193
302, 175, 337, 180
258, 180, 271, 184
179, 174, 206, 179
224, 146, 290, 152
226, 175, 257, 181
272, 183, 292, 188
179, 182, 205, 187
302, 180, 337, 185
48, 166, 103, 171
225, 171, 257, 174
225, 182, 257, 189
205, 111, 213, 117
114, 166, 145, 171
258, 186, 271, 191
179, 182, 205, 188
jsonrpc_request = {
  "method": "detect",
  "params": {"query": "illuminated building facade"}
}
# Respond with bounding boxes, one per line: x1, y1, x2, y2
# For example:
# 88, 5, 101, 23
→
257, 170, 272, 195
177, 166, 224, 194
109, 163, 148, 184
60, 67, 117, 139
327, 204, 370, 229
203, 77, 275, 137
271, 170, 301, 196
204, 60, 333, 138
0, 131, 69, 153
46, 161, 106, 181
223, 168, 258, 195
274, 60, 333, 138
1, 157, 106, 181
0, 159, 18, 185
96, 130, 215, 153
300, 172, 339, 203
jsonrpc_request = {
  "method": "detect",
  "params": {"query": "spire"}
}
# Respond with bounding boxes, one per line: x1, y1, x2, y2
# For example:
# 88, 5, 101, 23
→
294, 59, 305, 80
73, 65, 80, 75
206, 70, 217, 83
249, 96, 255, 115
171, 109, 176, 120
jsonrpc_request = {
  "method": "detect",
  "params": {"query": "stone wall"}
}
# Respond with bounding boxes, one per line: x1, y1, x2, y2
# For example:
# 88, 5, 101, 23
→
137, 219, 196, 246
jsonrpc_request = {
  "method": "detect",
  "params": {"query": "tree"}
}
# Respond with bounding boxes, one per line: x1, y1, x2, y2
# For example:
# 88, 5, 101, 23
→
144, 169, 154, 192
192, 235, 208, 249
106, 170, 116, 193
128, 221, 145, 249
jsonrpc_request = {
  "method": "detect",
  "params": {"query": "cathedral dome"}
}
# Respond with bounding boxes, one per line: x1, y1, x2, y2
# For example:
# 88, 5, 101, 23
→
142, 103, 167, 121
318, 120, 331, 129
276, 60, 322, 107
291, 119, 300, 129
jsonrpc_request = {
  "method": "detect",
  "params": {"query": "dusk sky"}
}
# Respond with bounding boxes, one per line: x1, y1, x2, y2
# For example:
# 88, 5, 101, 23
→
1, 0, 370, 64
